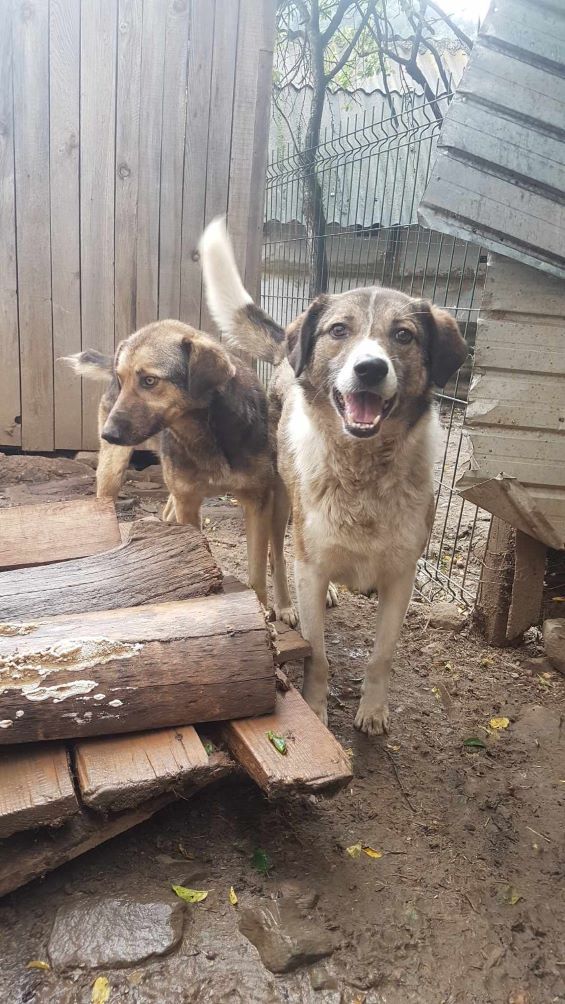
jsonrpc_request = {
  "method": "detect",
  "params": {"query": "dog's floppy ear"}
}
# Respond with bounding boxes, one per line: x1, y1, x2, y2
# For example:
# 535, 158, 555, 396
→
417, 302, 468, 387
183, 335, 236, 400
287, 296, 328, 378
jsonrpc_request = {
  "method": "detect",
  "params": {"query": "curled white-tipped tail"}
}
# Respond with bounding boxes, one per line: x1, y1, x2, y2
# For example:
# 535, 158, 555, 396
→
199, 216, 286, 364
61, 350, 113, 382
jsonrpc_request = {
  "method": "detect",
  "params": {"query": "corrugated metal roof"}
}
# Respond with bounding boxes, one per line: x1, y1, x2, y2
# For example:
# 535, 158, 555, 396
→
418, 0, 565, 279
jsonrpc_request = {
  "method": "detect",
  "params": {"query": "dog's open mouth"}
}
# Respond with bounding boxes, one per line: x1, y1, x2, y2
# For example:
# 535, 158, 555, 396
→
332, 388, 395, 437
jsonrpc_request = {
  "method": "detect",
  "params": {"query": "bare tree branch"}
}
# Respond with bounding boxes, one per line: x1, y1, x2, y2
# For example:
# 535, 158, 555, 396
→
425, 0, 473, 49
325, 0, 377, 82
321, 0, 355, 45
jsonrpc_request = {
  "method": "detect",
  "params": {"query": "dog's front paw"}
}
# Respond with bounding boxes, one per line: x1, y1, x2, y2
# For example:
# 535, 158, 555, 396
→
326, 582, 339, 608
304, 694, 328, 726
274, 604, 299, 628
354, 698, 389, 736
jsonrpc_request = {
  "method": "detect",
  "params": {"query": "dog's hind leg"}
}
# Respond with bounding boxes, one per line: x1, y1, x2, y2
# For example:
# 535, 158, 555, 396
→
354, 565, 416, 736
269, 476, 297, 626
295, 559, 330, 725
242, 493, 271, 610
96, 441, 133, 499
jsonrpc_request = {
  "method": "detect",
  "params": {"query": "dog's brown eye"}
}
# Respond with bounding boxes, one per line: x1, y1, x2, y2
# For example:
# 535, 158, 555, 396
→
393, 329, 413, 345
329, 323, 348, 339
141, 375, 158, 388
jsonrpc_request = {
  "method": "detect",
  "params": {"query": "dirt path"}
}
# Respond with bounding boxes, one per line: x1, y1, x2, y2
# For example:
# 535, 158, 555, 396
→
1, 492, 564, 1004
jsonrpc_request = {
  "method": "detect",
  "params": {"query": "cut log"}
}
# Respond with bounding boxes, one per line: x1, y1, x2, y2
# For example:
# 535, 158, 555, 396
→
74, 726, 210, 812
222, 575, 311, 665
0, 745, 78, 838
0, 474, 96, 507
0, 498, 120, 571
0, 591, 275, 745
223, 685, 353, 797
0, 519, 223, 621
0, 750, 234, 898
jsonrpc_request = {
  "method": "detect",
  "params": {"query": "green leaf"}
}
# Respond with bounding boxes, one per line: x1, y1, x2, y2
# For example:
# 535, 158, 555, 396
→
266, 731, 287, 755
203, 741, 214, 756
463, 737, 487, 750
251, 848, 271, 874
171, 885, 208, 903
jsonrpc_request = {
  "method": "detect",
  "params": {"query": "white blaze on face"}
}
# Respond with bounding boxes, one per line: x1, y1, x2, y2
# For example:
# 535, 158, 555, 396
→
335, 337, 398, 402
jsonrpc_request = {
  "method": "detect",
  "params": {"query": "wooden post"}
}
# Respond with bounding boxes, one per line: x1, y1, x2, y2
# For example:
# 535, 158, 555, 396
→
475, 518, 547, 645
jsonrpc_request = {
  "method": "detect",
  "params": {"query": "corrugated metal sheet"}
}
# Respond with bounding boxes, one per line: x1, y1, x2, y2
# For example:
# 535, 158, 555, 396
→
418, 0, 565, 279
457, 253, 565, 547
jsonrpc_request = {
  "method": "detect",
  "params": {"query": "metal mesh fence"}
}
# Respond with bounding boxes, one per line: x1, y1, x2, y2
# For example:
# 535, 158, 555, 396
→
261, 92, 489, 604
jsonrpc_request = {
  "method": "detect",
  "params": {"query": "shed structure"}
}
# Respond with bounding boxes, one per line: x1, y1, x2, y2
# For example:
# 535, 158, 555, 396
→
0, 0, 275, 452
419, 0, 565, 551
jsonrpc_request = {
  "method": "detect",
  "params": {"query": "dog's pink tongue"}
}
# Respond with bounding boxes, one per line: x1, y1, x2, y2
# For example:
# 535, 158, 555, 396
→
344, 392, 383, 425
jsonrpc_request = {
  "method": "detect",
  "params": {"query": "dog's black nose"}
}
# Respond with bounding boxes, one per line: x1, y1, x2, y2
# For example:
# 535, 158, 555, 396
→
101, 428, 123, 445
353, 356, 389, 386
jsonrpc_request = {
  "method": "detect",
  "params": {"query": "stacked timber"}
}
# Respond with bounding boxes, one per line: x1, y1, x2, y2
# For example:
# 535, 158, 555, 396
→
0, 499, 352, 897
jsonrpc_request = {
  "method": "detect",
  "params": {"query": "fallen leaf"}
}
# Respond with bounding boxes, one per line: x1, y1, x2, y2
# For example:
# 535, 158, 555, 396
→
498, 884, 522, 906
177, 841, 193, 860
490, 717, 510, 730
203, 741, 214, 756
92, 976, 110, 1004
229, 886, 238, 906
362, 846, 383, 859
251, 848, 271, 874
343, 747, 354, 757
463, 737, 487, 750
26, 960, 50, 971
266, 730, 287, 755
346, 843, 362, 858
172, 885, 208, 903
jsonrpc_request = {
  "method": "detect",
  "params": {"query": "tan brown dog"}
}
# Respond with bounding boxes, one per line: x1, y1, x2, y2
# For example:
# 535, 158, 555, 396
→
200, 217, 468, 735
65, 320, 275, 606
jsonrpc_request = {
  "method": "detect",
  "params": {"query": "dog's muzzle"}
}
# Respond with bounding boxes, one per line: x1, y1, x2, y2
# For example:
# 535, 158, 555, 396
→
102, 415, 136, 446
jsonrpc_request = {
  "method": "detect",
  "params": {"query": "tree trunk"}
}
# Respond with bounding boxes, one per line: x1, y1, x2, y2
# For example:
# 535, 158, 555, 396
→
303, 6, 329, 298
0, 591, 275, 744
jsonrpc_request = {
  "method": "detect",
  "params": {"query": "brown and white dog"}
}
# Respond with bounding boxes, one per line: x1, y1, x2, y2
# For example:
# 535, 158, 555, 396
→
64, 320, 276, 607
199, 217, 468, 735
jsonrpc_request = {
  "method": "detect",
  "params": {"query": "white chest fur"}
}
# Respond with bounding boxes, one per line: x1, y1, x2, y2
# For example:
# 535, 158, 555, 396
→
282, 387, 437, 590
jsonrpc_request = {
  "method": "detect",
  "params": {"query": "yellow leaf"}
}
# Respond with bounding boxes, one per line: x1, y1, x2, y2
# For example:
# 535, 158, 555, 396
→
499, 884, 522, 906
92, 976, 110, 1004
172, 885, 208, 903
26, 960, 50, 971
489, 717, 510, 730
343, 748, 354, 757
229, 886, 238, 906
346, 843, 362, 858
362, 846, 383, 859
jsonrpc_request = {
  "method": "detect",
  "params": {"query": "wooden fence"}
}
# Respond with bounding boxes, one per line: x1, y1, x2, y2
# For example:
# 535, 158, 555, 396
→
0, 0, 275, 451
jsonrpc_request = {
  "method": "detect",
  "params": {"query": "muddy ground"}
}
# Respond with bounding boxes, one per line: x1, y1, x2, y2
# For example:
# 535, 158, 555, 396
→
0, 461, 564, 1004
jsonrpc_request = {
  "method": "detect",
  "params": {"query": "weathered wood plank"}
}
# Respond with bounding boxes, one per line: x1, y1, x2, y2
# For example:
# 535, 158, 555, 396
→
179, 0, 215, 327
12, 0, 54, 450
199, 0, 240, 333
74, 726, 210, 812
115, 0, 143, 344
0, 519, 222, 620
481, 254, 565, 316
0, 751, 234, 898
136, 0, 167, 327
507, 531, 546, 642
221, 576, 311, 664
50, 0, 82, 449
0, 591, 275, 744
158, 0, 191, 319
0, 498, 121, 571
80, 0, 118, 448
0, 0, 21, 448
0, 745, 78, 839
223, 685, 352, 797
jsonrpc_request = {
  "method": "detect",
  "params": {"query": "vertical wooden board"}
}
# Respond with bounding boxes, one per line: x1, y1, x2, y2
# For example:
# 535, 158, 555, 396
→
114, 0, 143, 345
179, 0, 215, 328
199, 0, 240, 333
226, 0, 275, 305
135, 0, 167, 328
475, 516, 514, 646
80, 0, 118, 449
507, 531, 547, 642
12, 0, 54, 450
0, 746, 78, 839
50, 0, 82, 449
158, 0, 191, 320
0, 0, 21, 447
